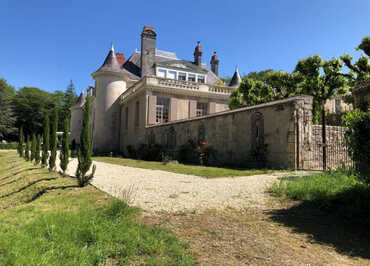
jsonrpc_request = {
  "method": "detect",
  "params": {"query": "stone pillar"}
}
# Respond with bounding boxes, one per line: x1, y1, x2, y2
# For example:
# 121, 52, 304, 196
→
189, 100, 196, 118
147, 95, 157, 125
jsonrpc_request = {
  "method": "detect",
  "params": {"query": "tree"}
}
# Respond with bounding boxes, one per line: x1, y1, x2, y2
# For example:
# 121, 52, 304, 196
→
31, 133, 36, 162
59, 117, 70, 176
49, 108, 58, 171
0, 78, 16, 140
25, 136, 30, 161
76, 96, 95, 187
35, 134, 41, 165
59, 80, 78, 131
294, 55, 347, 169
17, 127, 24, 157
41, 115, 50, 167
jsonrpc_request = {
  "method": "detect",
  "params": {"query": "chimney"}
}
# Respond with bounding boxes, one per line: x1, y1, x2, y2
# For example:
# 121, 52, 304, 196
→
140, 26, 157, 77
210, 51, 219, 76
194, 41, 202, 66
116, 53, 126, 67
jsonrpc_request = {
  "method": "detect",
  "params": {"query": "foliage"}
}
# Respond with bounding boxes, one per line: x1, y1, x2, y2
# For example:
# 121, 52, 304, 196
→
76, 96, 95, 187
49, 108, 58, 171
340, 36, 370, 103
17, 127, 24, 157
344, 109, 370, 183
126, 145, 137, 159
59, 117, 70, 176
30, 133, 36, 162
178, 140, 216, 166
0, 78, 16, 140
24, 136, 30, 161
294, 55, 348, 124
269, 170, 370, 222
59, 80, 78, 129
41, 115, 50, 167
35, 135, 41, 165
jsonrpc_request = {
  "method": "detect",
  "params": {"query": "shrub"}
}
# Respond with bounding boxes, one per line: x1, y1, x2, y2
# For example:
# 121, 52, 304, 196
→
35, 135, 41, 165
30, 133, 36, 162
344, 109, 370, 183
59, 118, 70, 176
178, 140, 216, 166
24, 136, 30, 161
136, 143, 163, 161
126, 145, 137, 159
71, 139, 77, 158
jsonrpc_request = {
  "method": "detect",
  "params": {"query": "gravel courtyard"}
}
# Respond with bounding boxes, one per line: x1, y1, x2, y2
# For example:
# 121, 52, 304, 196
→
58, 156, 304, 213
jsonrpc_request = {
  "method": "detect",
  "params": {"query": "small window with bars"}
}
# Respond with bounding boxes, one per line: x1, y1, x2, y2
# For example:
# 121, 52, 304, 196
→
156, 98, 169, 123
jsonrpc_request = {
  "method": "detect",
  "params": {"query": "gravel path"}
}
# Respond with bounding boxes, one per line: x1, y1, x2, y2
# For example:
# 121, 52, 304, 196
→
55, 155, 308, 213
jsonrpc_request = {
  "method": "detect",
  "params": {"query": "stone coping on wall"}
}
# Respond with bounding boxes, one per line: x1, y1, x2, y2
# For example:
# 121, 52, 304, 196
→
146, 95, 313, 129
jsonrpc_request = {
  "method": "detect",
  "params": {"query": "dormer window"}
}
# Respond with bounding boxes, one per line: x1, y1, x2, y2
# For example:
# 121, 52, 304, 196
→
188, 74, 196, 82
197, 75, 205, 84
178, 72, 186, 81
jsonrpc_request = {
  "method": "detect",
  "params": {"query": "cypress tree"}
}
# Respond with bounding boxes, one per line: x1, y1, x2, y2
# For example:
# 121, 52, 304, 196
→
41, 115, 50, 167
25, 136, 30, 161
35, 134, 41, 165
31, 133, 36, 162
17, 126, 24, 157
49, 108, 58, 171
60, 117, 70, 176
76, 96, 95, 187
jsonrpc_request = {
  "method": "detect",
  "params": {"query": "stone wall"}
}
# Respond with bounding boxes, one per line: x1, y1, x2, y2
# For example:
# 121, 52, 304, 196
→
146, 96, 313, 169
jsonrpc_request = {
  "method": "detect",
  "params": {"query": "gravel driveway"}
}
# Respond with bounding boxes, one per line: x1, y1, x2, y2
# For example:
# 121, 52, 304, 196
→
57, 156, 303, 213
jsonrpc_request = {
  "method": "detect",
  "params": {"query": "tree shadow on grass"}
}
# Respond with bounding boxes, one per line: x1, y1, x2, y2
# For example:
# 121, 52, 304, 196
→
268, 186, 370, 260
0, 167, 40, 182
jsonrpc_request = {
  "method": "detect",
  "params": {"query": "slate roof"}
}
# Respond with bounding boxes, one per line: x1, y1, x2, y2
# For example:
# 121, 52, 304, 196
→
229, 66, 242, 87
71, 91, 85, 108
95, 46, 122, 74
121, 49, 220, 84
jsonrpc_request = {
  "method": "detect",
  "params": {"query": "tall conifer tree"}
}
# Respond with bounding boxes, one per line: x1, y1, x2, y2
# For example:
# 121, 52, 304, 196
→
35, 134, 41, 165
25, 136, 30, 161
17, 126, 24, 157
41, 115, 50, 167
31, 133, 36, 161
60, 117, 70, 176
49, 108, 58, 171
76, 96, 95, 187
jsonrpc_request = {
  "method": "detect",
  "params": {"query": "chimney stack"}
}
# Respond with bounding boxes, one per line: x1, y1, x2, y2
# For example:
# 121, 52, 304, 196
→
210, 51, 219, 76
140, 26, 157, 77
194, 41, 202, 66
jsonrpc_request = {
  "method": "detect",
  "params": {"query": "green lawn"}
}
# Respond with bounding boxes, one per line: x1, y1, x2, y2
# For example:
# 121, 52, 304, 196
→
93, 156, 279, 178
0, 151, 195, 265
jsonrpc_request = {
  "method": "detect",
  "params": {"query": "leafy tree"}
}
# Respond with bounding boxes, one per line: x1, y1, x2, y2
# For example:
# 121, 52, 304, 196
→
17, 127, 24, 157
41, 115, 50, 167
25, 136, 30, 161
59, 80, 78, 131
76, 96, 95, 187
35, 134, 41, 165
49, 108, 58, 171
31, 133, 36, 162
340, 36, 370, 104
59, 117, 70, 176
0, 78, 16, 140
294, 55, 347, 169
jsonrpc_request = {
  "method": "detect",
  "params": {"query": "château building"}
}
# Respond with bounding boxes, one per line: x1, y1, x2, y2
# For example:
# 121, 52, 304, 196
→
70, 26, 241, 154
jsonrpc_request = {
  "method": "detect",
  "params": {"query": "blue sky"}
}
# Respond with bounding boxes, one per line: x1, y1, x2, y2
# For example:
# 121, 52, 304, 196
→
1, 0, 369, 94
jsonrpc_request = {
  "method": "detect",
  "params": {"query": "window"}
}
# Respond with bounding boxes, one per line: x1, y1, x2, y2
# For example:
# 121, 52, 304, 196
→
135, 101, 140, 127
156, 98, 169, 123
178, 72, 186, 81
197, 75, 205, 84
125, 107, 129, 129
196, 102, 208, 117
157, 68, 166, 78
168, 70, 176, 80
188, 74, 196, 82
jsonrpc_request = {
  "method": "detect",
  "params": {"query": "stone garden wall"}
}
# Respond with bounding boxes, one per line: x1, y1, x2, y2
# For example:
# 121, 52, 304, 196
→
146, 96, 313, 169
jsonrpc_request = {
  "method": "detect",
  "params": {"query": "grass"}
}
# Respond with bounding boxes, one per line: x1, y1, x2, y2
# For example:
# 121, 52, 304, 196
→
93, 156, 278, 178
0, 151, 195, 265
269, 170, 370, 221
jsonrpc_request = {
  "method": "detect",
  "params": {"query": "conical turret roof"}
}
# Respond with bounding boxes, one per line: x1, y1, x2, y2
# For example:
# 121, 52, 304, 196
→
95, 44, 122, 73
229, 65, 242, 87
71, 91, 86, 109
